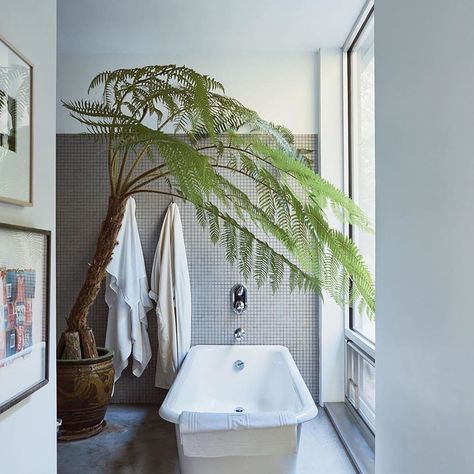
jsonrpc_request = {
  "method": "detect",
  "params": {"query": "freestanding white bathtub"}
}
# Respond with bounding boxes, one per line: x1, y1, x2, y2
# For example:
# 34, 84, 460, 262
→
159, 345, 318, 474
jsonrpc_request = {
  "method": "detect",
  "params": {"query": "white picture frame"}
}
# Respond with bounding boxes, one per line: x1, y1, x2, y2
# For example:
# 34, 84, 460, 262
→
0, 35, 33, 206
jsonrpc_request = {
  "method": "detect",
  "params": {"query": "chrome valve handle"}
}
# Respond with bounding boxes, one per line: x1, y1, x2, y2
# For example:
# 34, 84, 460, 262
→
234, 328, 246, 342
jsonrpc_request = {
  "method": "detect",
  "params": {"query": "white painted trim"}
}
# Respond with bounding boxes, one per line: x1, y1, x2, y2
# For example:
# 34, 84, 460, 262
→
318, 48, 345, 403
343, 0, 375, 52
345, 329, 376, 361
342, 45, 350, 240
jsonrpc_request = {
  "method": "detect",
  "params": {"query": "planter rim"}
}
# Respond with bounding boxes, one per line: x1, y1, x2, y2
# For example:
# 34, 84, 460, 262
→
57, 347, 114, 365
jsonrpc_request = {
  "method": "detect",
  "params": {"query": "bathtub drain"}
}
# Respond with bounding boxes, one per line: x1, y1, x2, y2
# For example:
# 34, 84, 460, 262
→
234, 406, 245, 413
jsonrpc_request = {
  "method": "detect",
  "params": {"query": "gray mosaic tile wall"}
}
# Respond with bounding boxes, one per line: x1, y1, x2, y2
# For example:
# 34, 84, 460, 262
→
56, 134, 319, 403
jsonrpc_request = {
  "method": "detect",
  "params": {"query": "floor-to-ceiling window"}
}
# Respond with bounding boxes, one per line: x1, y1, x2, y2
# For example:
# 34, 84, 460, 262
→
344, 3, 375, 434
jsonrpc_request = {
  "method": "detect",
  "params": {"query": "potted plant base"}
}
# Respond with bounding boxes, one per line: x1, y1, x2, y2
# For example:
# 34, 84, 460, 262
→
57, 348, 114, 441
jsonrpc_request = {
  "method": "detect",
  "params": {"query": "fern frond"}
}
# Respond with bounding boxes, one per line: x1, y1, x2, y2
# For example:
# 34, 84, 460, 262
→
195, 206, 208, 228
254, 241, 271, 288
221, 220, 237, 264
238, 230, 254, 282
208, 209, 220, 244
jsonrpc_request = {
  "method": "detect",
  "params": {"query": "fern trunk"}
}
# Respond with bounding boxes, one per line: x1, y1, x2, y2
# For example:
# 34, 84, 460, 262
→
58, 195, 127, 360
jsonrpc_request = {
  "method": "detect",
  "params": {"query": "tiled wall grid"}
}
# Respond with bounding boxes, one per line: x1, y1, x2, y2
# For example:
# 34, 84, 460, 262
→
57, 134, 319, 403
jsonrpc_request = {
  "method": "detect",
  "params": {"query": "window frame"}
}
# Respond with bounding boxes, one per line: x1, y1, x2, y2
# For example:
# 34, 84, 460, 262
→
346, 340, 375, 432
343, 0, 376, 434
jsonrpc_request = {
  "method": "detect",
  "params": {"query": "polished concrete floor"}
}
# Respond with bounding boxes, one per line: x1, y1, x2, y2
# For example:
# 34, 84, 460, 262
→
58, 405, 355, 474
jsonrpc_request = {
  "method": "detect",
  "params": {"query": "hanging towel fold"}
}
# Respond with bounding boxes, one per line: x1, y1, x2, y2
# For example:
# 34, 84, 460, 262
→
150, 202, 191, 389
105, 197, 153, 382
179, 411, 298, 458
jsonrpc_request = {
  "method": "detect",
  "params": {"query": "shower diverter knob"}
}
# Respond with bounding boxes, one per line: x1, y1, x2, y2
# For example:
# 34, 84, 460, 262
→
232, 284, 247, 315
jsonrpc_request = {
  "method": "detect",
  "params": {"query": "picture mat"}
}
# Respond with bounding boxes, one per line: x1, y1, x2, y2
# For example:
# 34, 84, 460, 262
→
0, 38, 32, 205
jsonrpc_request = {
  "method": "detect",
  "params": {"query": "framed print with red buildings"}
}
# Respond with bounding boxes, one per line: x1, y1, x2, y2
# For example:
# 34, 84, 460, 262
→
0, 223, 50, 413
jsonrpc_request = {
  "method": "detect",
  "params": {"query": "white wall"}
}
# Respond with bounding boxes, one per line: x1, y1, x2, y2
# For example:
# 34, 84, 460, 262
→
0, 1, 57, 473
57, 51, 318, 134
376, 1, 474, 472
318, 48, 345, 403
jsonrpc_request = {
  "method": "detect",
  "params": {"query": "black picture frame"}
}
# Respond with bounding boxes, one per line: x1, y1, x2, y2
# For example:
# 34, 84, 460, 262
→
0, 222, 50, 414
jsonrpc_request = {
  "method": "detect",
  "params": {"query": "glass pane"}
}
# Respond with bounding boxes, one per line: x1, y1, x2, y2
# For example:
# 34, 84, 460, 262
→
346, 342, 375, 432
359, 358, 375, 414
350, 15, 375, 343
346, 345, 357, 406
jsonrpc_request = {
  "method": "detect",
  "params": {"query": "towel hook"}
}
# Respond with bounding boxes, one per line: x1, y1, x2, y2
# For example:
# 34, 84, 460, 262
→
167, 179, 175, 204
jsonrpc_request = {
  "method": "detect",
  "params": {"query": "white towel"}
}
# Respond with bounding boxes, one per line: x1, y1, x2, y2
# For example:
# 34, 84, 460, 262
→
179, 411, 298, 458
150, 202, 191, 389
105, 197, 153, 382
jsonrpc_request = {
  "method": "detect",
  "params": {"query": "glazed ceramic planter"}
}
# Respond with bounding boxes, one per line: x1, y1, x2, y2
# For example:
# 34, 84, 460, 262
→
57, 347, 114, 441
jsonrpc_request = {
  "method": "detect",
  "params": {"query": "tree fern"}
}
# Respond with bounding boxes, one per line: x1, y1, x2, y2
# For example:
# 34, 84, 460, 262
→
61, 64, 375, 355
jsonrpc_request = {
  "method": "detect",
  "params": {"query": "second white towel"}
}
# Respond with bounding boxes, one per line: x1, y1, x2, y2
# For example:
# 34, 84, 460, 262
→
150, 202, 191, 389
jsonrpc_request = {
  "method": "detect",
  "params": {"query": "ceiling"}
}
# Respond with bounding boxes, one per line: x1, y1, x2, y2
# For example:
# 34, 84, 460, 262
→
58, 0, 367, 54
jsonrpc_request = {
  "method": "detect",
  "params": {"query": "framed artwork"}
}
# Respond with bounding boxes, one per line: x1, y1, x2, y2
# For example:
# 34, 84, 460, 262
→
0, 35, 33, 206
0, 223, 50, 414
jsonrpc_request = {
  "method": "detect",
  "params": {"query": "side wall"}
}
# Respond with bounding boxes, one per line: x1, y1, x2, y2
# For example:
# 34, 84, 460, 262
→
376, 1, 474, 472
0, 1, 57, 473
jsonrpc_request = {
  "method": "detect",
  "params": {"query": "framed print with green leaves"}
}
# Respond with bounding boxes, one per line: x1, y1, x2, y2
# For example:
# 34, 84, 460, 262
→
0, 35, 33, 206
0, 223, 50, 414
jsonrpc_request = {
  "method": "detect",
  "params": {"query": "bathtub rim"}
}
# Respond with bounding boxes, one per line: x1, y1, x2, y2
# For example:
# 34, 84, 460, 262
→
159, 344, 318, 425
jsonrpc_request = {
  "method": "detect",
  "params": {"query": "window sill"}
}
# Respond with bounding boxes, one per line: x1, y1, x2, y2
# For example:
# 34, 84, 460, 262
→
325, 402, 375, 474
